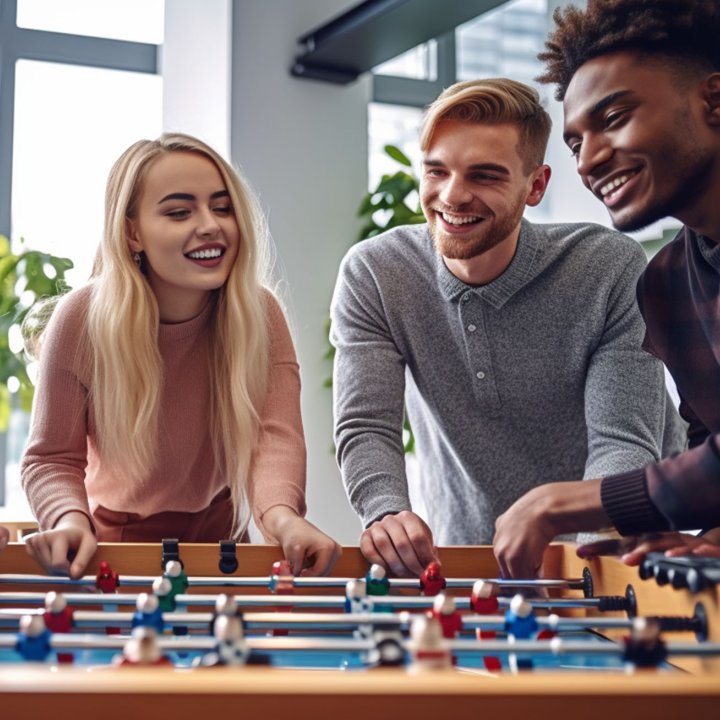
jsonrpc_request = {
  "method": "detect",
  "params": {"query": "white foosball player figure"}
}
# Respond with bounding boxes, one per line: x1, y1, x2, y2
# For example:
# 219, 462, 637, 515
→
408, 615, 453, 672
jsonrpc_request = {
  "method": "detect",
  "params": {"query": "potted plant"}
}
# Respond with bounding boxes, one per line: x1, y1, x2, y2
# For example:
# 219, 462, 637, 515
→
0, 234, 73, 503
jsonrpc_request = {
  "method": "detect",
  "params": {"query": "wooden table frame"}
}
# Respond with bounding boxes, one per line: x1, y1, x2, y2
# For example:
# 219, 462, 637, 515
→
0, 542, 718, 720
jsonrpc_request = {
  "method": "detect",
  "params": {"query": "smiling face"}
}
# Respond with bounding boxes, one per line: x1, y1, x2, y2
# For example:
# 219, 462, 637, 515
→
420, 119, 548, 283
126, 150, 240, 322
563, 50, 719, 233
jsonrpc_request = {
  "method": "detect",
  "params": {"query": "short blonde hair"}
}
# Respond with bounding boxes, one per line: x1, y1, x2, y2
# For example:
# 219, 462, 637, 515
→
420, 78, 552, 173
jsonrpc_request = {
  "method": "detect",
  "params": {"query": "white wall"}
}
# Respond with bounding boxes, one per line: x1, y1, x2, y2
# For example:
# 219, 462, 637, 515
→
231, 0, 369, 544
162, 0, 232, 155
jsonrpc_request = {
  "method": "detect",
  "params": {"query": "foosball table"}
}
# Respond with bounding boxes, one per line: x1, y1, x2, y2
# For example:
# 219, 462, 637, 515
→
0, 542, 718, 720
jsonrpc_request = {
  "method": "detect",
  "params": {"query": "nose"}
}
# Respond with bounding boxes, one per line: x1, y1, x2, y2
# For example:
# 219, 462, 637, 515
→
196, 206, 221, 236
576, 133, 613, 183
439, 173, 472, 208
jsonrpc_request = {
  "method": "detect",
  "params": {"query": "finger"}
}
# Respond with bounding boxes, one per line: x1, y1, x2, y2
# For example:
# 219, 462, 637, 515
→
364, 524, 410, 576
576, 538, 628, 558
691, 543, 720, 558
301, 543, 336, 577
69, 534, 97, 580
49, 534, 72, 575
381, 518, 426, 577
282, 541, 305, 576
26, 534, 56, 574
359, 530, 387, 568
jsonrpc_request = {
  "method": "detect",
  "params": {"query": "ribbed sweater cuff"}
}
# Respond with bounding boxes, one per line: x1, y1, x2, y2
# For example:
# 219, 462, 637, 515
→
601, 469, 670, 536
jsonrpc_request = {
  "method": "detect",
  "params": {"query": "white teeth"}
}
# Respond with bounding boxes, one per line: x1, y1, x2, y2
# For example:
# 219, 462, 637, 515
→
187, 248, 222, 259
600, 174, 634, 197
441, 212, 480, 225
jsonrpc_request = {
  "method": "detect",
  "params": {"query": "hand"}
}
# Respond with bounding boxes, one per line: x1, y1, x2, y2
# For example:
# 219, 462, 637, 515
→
494, 479, 608, 578
24, 511, 97, 579
0, 526, 8, 553
360, 510, 439, 578
262, 506, 342, 576
494, 486, 557, 579
577, 529, 720, 566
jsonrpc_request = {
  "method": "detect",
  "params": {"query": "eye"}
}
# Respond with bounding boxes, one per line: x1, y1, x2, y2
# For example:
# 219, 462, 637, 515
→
213, 205, 233, 215
568, 142, 581, 158
604, 109, 627, 128
166, 209, 190, 219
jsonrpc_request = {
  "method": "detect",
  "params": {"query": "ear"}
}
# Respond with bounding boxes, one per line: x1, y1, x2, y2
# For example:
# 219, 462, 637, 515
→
125, 218, 143, 253
701, 72, 720, 127
525, 165, 552, 208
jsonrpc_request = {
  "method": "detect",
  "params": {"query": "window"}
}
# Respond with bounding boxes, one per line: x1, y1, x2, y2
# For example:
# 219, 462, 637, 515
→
0, 0, 162, 510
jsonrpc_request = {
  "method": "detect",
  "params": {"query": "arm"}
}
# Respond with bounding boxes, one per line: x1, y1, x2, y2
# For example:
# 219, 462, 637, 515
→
250, 293, 341, 576
582, 243, 670, 478
494, 241, 669, 578
20, 291, 97, 577
330, 250, 437, 576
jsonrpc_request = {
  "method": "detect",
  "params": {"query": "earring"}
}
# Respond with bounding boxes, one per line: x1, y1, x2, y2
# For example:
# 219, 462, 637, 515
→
133, 251, 142, 269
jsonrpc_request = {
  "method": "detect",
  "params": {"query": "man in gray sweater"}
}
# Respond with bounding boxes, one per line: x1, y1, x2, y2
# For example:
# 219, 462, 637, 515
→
330, 78, 681, 577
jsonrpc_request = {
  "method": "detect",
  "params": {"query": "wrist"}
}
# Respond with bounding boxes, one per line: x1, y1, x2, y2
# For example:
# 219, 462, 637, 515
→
55, 511, 93, 533
261, 505, 300, 541
539, 479, 609, 536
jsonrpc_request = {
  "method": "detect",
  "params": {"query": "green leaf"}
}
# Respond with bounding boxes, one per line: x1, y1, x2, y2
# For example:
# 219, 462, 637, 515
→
384, 145, 412, 167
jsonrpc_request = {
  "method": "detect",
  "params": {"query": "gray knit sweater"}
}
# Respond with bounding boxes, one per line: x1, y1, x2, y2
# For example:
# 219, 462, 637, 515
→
330, 220, 683, 545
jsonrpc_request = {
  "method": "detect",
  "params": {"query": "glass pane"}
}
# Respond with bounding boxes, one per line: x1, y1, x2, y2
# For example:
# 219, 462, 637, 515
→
7, 59, 162, 510
456, 0, 548, 89
17, 0, 164, 44
12, 60, 162, 287
373, 40, 437, 81
368, 103, 423, 190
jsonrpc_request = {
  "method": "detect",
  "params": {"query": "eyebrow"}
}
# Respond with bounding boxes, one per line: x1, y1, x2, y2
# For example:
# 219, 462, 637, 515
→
157, 190, 230, 204
563, 90, 633, 142
422, 159, 510, 175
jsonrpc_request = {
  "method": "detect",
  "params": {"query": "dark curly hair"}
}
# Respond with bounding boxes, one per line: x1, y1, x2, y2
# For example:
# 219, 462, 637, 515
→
538, 0, 720, 100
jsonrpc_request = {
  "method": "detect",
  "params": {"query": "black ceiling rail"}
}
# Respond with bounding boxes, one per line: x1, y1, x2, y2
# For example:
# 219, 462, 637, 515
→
290, 0, 506, 84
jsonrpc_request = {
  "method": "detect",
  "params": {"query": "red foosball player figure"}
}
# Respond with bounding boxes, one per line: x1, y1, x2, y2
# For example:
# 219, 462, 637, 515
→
269, 559, 295, 595
95, 561, 120, 594
430, 592, 463, 639
420, 561, 446, 596
43, 591, 75, 664
408, 615, 453, 672
269, 560, 295, 636
116, 627, 172, 667
470, 580, 501, 672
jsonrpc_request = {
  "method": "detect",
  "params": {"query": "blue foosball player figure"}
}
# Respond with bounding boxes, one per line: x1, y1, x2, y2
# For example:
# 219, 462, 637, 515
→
16, 615, 52, 662
131, 592, 165, 634
345, 578, 369, 614
505, 594, 538, 671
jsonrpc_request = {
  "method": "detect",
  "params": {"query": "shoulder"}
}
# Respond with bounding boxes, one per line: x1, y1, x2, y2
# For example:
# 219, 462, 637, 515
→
341, 224, 431, 266
529, 221, 646, 272
44, 285, 93, 336
338, 224, 433, 285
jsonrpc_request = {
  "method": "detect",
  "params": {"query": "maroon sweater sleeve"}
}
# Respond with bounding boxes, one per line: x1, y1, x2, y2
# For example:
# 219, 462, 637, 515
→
601, 436, 720, 534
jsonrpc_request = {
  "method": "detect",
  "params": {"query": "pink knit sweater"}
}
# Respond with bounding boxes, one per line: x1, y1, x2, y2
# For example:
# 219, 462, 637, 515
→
21, 285, 307, 538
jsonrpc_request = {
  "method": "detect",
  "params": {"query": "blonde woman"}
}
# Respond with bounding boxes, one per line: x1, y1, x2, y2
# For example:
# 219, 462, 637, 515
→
21, 133, 341, 578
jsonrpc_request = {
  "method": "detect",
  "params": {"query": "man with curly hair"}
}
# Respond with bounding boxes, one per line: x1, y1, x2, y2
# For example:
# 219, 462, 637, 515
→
494, 0, 720, 578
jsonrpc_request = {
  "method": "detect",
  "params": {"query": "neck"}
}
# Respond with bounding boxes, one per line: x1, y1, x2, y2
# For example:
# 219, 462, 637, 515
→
443, 227, 520, 286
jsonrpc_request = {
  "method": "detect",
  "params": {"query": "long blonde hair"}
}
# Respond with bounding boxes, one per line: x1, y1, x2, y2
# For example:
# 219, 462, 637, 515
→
89, 133, 271, 535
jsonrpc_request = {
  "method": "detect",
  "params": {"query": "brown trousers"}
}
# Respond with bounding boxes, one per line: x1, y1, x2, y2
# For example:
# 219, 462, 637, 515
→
92, 487, 242, 542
